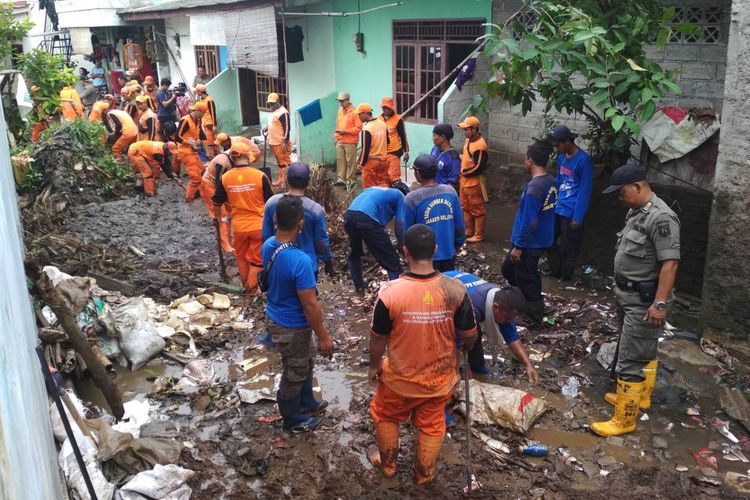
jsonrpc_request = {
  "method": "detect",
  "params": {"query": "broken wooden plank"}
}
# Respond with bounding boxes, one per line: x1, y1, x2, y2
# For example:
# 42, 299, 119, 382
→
88, 272, 136, 296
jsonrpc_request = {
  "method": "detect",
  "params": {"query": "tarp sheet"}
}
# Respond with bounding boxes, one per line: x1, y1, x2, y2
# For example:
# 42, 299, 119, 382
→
223, 5, 279, 77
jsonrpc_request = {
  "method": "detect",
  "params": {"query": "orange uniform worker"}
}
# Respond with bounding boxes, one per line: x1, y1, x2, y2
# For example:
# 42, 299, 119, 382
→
458, 116, 489, 243
368, 224, 477, 484
60, 85, 84, 121
334, 91, 361, 187
127, 140, 178, 196
200, 150, 234, 253
212, 142, 273, 295
143, 76, 158, 113
378, 97, 409, 184
29, 85, 51, 142
176, 101, 207, 202
106, 108, 138, 162
264, 92, 291, 188
122, 86, 141, 124
357, 103, 389, 189
135, 95, 159, 141
88, 95, 115, 124
214, 133, 260, 160
194, 84, 217, 158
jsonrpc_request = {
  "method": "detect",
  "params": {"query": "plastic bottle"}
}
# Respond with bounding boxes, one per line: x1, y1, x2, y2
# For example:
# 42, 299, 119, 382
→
519, 444, 549, 456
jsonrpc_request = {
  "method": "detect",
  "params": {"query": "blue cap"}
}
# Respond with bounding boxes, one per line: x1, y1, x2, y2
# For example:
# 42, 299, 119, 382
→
547, 124, 577, 141
287, 162, 310, 180
411, 154, 437, 178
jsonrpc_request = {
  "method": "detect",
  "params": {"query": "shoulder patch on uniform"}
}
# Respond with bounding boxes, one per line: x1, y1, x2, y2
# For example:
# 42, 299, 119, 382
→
656, 223, 671, 238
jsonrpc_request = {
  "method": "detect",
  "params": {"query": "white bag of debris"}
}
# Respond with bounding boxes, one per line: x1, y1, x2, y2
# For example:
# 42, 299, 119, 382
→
113, 298, 165, 370
457, 380, 549, 434
59, 433, 117, 500
115, 464, 194, 500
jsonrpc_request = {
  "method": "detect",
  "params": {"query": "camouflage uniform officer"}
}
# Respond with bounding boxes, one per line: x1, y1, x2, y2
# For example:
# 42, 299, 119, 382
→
591, 164, 680, 437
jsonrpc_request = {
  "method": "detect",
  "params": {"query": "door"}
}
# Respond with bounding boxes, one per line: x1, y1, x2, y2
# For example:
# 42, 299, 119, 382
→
238, 68, 259, 126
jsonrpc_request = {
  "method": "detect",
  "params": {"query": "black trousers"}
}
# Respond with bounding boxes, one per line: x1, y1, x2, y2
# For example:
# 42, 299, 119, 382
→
344, 211, 402, 289
546, 215, 584, 280
501, 247, 545, 302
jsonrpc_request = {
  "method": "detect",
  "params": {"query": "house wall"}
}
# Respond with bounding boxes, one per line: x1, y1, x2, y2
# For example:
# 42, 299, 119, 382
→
207, 68, 243, 134
329, 0, 493, 159
164, 16, 197, 89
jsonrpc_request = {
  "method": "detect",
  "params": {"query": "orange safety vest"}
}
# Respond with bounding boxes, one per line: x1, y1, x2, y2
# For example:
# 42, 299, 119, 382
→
460, 136, 488, 189
202, 153, 233, 185
379, 113, 407, 154
201, 96, 217, 127
335, 104, 361, 144
107, 109, 137, 137
361, 118, 388, 158
130, 140, 166, 162
88, 101, 110, 123
60, 87, 83, 120
138, 108, 158, 141
267, 106, 289, 146
177, 113, 203, 150
220, 166, 267, 232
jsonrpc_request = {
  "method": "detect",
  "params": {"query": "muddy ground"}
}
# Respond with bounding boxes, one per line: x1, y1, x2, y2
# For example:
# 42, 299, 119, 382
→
55, 171, 750, 499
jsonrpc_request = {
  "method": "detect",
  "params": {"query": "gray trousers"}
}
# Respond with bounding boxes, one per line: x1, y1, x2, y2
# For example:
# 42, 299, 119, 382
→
614, 288, 659, 382
269, 320, 313, 397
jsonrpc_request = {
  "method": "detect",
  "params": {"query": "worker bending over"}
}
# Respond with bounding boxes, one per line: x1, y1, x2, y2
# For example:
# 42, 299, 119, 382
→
177, 101, 207, 202
357, 103, 389, 188
127, 140, 179, 196
88, 95, 115, 125
106, 108, 138, 162
212, 142, 273, 295
265, 92, 291, 188
458, 116, 489, 243
201, 147, 235, 254
369, 224, 477, 485
378, 97, 408, 185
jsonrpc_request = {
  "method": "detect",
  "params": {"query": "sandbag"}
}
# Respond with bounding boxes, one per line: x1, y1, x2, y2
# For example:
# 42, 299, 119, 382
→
457, 380, 548, 434
113, 298, 165, 370
115, 464, 194, 500
59, 434, 116, 500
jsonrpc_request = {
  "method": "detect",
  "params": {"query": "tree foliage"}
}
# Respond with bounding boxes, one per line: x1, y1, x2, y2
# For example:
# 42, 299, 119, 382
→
0, 2, 32, 65
472, 0, 695, 165
18, 49, 77, 117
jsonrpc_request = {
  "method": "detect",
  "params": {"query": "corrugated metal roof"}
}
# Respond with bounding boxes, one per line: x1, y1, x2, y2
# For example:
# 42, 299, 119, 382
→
119, 0, 270, 14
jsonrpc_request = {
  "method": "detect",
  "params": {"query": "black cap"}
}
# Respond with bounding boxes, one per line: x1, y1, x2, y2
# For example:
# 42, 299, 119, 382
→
287, 162, 310, 180
432, 123, 454, 140
602, 164, 647, 194
547, 124, 577, 141
411, 154, 437, 178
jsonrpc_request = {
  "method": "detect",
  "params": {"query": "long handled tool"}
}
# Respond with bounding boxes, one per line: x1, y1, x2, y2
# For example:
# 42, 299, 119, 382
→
464, 349, 476, 495
214, 204, 229, 283
260, 130, 272, 180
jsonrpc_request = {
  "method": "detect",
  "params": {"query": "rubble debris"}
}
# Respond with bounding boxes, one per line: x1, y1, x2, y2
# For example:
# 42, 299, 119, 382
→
718, 386, 750, 434
457, 380, 548, 433
113, 298, 166, 370
724, 471, 750, 494
115, 464, 194, 500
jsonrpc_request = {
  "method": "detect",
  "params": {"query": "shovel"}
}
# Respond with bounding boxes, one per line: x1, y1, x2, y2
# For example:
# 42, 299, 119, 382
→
260, 130, 272, 180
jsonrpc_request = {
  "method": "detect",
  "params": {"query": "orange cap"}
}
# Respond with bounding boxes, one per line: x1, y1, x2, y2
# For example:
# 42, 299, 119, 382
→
104, 94, 115, 102
230, 142, 257, 163
166, 141, 178, 154
135, 95, 149, 104
357, 103, 373, 114
98, 101, 111, 110
214, 132, 230, 145
189, 101, 208, 112
267, 92, 279, 104
143, 75, 155, 84
194, 84, 207, 94
380, 96, 395, 110
458, 116, 481, 129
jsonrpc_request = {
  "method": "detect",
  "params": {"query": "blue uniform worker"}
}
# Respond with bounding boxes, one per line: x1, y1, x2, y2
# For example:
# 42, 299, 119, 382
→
402, 154, 465, 272
546, 125, 593, 281
501, 141, 558, 320
430, 123, 461, 190
262, 164, 333, 280
344, 187, 405, 292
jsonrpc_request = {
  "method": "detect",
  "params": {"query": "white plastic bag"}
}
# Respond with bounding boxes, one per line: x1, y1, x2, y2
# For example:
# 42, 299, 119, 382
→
115, 464, 194, 500
113, 298, 165, 370
59, 434, 116, 500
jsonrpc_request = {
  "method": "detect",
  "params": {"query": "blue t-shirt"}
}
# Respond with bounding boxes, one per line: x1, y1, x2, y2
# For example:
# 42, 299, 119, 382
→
90, 67, 106, 87
347, 186, 405, 234
402, 184, 465, 260
262, 237, 317, 329
555, 149, 593, 223
262, 194, 332, 272
430, 146, 460, 186
444, 271, 520, 345
511, 175, 558, 249
156, 89, 175, 119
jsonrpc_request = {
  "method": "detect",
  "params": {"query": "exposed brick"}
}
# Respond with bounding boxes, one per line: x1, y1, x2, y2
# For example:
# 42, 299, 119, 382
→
646, 45, 666, 61
715, 63, 727, 81
665, 44, 701, 61
680, 62, 714, 80
693, 80, 726, 99
490, 124, 519, 140
701, 44, 727, 63
491, 137, 520, 154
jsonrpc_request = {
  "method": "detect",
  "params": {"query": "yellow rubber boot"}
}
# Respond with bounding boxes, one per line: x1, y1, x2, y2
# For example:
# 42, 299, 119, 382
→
415, 431, 444, 485
605, 360, 658, 410
373, 421, 399, 478
590, 379, 642, 437
466, 215, 485, 243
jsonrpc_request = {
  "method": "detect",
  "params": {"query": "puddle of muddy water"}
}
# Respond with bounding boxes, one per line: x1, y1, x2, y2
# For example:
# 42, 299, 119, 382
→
313, 369, 366, 411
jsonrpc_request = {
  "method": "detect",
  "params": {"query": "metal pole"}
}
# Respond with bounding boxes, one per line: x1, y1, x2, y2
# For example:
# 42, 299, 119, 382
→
463, 349, 474, 494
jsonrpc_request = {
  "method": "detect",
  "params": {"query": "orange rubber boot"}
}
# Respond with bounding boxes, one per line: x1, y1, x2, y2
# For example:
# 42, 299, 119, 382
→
372, 421, 399, 478
415, 430, 443, 485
